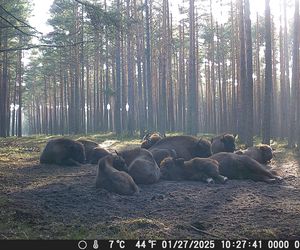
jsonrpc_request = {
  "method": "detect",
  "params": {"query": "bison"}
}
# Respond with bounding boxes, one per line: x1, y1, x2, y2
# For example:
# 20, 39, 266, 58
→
148, 135, 212, 160
211, 133, 237, 154
210, 152, 282, 183
40, 138, 85, 166
141, 132, 165, 149
149, 148, 177, 166
160, 157, 228, 184
117, 148, 160, 184
95, 154, 139, 196
76, 138, 99, 163
238, 145, 273, 164
89, 146, 111, 164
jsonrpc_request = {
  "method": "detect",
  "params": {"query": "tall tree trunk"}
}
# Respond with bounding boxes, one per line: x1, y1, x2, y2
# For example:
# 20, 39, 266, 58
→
288, 0, 299, 147
244, 0, 253, 146
158, 0, 168, 134
255, 13, 262, 136
238, 0, 247, 143
0, 29, 8, 137
262, 0, 273, 145
80, 5, 86, 134
127, 0, 135, 135
167, 12, 175, 132
74, 2, 80, 134
178, 21, 185, 132
271, 17, 278, 139
145, 0, 153, 131
283, 0, 290, 140
230, 0, 237, 132
114, 0, 122, 135
187, 0, 197, 135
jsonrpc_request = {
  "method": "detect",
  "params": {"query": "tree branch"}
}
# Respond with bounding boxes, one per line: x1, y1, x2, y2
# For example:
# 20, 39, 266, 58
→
0, 15, 39, 38
0, 5, 42, 34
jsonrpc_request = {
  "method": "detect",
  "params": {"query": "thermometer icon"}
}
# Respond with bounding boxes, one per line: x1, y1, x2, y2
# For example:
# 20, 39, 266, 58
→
93, 240, 99, 249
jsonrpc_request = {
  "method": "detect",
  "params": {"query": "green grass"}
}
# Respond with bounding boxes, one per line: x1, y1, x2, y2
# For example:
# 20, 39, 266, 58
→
0, 194, 36, 239
243, 228, 279, 239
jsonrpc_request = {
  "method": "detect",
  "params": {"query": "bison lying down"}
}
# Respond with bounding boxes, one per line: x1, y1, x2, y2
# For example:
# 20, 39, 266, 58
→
40, 138, 85, 166
118, 148, 160, 184
210, 152, 282, 183
141, 132, 165, 149
95, 154, 139, 195
211, 133, 237, 154
149, 135, 212, 160
149, 148, 177, 166
160, 157, 228, 184
76, 138, 112, 164
236, 145, 273, 164
76, 138, 99, 163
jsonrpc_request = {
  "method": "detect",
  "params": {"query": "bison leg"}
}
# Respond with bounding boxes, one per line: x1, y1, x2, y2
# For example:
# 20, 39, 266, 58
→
214, 175, 228, 184
262, 178, 278, 184
206, 178, 215, 184
249, 173, 282, 184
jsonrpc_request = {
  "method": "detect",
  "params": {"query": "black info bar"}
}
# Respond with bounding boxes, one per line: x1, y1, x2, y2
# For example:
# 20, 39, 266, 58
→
1, 239, 299, 250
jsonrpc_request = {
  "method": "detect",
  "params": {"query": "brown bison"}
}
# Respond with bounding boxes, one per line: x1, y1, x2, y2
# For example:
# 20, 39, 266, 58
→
95, 154, 139, 195
148, 135, 212, 160
76, 138, 99, 163
211, 133, 237, 154
238, 145, 273, 164
210, 152, 282, 183
40, 138, 85, 166
160, 157, 228, 184
117, 148, 160, 184
89, 146, 111, 164
149, 148, 177, 166
141, 132, 165, 149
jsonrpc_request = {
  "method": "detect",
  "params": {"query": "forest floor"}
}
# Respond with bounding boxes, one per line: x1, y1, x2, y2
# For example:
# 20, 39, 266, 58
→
0, 133, 300, 240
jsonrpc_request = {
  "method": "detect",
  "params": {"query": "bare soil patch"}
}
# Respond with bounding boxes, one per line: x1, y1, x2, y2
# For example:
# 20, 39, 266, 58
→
0, 136, 300, 239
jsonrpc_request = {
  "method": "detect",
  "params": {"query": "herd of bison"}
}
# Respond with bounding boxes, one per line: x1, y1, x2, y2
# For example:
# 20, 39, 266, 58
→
39, 133, 282, 196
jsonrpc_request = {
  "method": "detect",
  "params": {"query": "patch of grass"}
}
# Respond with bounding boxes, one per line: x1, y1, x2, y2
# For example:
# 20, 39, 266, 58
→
0, 210, 37, 239
244, 228, 278, 239
26, 218, 171, 239
63, 226, 92, 240
102, 218, 170, 239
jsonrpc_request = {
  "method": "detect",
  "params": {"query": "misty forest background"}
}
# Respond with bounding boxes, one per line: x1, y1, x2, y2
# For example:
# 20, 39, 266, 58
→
0, 0, 300, 148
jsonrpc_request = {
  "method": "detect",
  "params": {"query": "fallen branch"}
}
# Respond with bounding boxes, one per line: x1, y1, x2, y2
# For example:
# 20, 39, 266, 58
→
0, 234, 9, 239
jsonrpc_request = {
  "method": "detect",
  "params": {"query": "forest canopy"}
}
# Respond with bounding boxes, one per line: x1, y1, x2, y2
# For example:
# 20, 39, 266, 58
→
0, 0, 299, 148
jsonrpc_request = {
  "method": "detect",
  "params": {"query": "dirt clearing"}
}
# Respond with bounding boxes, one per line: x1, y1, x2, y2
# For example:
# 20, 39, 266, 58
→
0, 135, 300, 239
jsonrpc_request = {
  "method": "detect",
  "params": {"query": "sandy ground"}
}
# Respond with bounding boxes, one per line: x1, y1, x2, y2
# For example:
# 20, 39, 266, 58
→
0, 139, 300, 240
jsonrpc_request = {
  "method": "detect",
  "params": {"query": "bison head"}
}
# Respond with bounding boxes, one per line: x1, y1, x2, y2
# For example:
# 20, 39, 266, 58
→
259, 145, 273, 163
112, 153, 129, 172
159, 157, 185, 180
141, 132, 165, 149
220, 134, 236, 153
90, 147, 110, 164
196, 138, 212, 157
